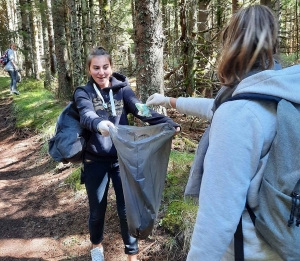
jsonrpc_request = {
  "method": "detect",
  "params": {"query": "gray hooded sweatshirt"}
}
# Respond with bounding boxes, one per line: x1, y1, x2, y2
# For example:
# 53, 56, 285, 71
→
176, 64, 300, 261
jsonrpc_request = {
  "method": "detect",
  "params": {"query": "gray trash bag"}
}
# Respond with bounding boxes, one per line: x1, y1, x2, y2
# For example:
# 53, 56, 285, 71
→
110, 123, 175, 239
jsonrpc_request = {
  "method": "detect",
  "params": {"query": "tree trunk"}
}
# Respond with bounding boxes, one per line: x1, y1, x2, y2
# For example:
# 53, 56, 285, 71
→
19, 0, 33, 77
232, 0, 238, 13
134, 0, 165, 113
68, 0, 84, 89
46, 0, 56, 75
99, 0, 111, 49
89, 0, 96, 47
196, 0, 212, 97
28, 0, 41, 80
51, 0, 72, 99
81, 0, 89, 63
180, 0, 196, 96
39, 0, 52, 89
260, 0, 273, 9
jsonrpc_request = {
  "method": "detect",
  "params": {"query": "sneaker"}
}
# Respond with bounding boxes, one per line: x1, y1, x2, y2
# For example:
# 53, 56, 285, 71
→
91, 247, 104, 261
12, 90, 20, 95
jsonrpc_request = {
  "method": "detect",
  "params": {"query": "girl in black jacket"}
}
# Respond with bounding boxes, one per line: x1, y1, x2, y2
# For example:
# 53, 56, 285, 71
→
74, 47, 180, 261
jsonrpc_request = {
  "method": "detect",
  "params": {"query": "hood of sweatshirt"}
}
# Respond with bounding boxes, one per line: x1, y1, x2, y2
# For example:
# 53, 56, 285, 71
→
233, 64, 300, 104
90, 72, 129, 92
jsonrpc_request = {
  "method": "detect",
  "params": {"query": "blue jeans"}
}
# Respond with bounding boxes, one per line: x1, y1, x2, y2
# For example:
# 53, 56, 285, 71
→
7, 70, 18, 92
83, 159, 138, 255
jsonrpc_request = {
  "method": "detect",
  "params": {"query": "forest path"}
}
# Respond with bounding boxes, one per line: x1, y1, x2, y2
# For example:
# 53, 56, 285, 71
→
0, 91, 160, 261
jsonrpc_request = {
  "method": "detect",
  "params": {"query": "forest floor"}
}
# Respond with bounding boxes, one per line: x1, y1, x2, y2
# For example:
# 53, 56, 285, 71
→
0, 89, 203, 261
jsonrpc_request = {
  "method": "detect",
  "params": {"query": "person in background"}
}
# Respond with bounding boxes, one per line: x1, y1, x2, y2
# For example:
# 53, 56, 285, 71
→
146, 5, 290, 261
4, 43, 20, 95
74, 46, 180, 261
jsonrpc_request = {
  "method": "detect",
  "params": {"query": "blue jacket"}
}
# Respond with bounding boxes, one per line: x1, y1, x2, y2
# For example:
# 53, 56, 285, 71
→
4, 49, 16, 71
74, 72, 180, 160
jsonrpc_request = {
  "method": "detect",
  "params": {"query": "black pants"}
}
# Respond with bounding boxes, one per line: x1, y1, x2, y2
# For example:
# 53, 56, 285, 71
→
83, 159, 138, 255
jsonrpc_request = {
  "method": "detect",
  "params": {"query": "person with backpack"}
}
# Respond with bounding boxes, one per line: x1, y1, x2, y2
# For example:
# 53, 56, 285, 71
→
146, 5, 300, 261
74, 46, 180, 261
4, 43, 20, 95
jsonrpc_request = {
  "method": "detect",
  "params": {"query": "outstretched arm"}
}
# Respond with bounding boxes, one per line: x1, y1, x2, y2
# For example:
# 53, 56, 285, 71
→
146, 93, 214, 121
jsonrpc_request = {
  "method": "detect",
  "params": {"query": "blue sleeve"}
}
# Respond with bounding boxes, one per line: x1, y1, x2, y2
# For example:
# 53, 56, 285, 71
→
74, 87, 102, 133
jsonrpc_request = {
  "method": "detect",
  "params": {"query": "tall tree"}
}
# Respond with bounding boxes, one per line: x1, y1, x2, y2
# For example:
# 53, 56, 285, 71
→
134, 0, 165, 111
81, 0, 89, 62
99, 0, 111, 49
67, 0, 84, 88
45, 0, 56, 75
179, 0, 197, 96
89, 0, 97, 47
39, 0, 52, 88
232, 0, 238, 13
51, 0, 72, 99
260, 0, 273, 9
0, 0, 10, 51
19, 0, 33, 76
28, 0, 41, 80
195, 0, 212, 97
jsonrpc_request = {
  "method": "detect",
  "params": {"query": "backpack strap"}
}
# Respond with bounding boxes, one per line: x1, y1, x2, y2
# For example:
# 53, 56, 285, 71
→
234, 216, 245, 261
246, 204, 256, 225
231, 93, 281, 261
234, 204, 256, 261
228, 93, 282, 103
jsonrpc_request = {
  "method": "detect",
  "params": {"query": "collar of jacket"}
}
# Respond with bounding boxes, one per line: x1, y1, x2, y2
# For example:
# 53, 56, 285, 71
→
89, 72, 128, 92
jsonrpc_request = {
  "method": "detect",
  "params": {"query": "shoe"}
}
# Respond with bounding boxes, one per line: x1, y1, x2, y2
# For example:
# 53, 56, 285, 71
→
10, 90, 13, 94
91, 247, 104, 261
12, 90, 20, 95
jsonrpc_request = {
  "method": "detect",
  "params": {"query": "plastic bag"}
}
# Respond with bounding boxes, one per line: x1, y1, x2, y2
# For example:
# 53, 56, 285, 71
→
110, 123, 175, 239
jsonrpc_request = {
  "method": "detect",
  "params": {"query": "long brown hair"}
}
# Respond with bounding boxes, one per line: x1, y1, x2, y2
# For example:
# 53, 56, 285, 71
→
217, 5, 279, 87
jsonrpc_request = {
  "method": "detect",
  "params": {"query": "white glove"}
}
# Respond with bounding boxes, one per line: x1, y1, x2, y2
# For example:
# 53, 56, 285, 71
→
97, 120, 115, 137
146, 93, 171, 108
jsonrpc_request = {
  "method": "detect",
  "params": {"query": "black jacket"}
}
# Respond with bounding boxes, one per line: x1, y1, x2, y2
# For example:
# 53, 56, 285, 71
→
74, 72, 180, 160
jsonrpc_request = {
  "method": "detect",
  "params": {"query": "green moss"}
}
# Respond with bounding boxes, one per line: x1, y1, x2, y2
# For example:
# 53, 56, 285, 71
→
160, 200, 198, 234
159, 150, 197, 235
64, 167, 85, 191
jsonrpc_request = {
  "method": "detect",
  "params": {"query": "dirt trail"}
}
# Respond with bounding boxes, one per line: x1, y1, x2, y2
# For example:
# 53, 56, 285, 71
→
0, 92, 168, 261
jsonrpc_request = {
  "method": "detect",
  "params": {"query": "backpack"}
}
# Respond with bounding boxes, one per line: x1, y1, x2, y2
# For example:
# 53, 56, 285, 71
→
229, 94, 300, 261
48, 87, 89, 164
0, 49, 9, 66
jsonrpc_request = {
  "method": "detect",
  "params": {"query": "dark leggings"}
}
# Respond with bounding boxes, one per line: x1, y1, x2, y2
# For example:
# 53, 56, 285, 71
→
83, 159, 138, 255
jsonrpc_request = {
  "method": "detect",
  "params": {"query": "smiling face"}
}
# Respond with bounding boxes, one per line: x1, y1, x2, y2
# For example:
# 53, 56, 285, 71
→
89, 55, 113, 89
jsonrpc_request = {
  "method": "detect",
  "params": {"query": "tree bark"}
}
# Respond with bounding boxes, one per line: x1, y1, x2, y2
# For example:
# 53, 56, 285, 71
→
68, 0, 84, 89
134, 0, 165, 113
28, 0, 41, 80
45, 0, 56, 75
51, 0, 72, 99
39, 0, 52, 89
19, 0, 33, 77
